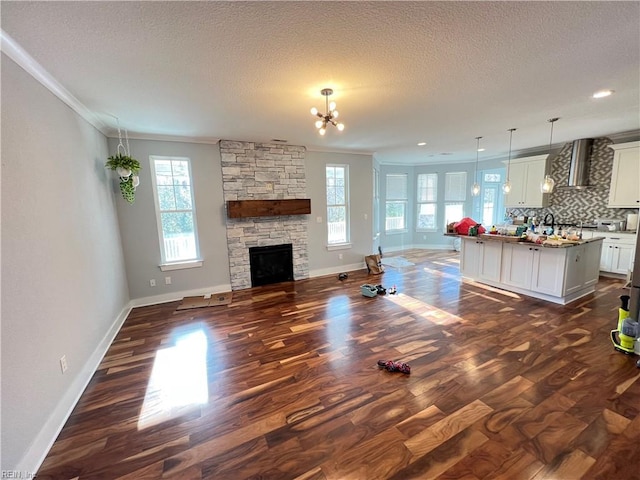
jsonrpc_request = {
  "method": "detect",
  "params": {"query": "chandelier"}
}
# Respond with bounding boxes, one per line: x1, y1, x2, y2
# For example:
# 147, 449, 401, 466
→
310, 88, 344, 135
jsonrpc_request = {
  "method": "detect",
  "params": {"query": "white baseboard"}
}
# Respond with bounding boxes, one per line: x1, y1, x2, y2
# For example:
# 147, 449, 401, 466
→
309, 262, 366, 278
130, 283, 233, 307
381, 243, 455, 253
18, 303, 132, 474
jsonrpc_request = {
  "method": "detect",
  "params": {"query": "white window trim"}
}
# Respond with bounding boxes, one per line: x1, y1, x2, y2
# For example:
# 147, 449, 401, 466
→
326, 164, 350, 246
326, 243, 352, 251
160, 260, 203, 272
385, 171, 409, 233
150, 155, 202, 267
416, 173, 438, 233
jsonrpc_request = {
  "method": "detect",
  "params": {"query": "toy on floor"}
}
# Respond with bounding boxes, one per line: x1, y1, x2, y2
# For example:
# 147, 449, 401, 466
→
377, 359, 411, 374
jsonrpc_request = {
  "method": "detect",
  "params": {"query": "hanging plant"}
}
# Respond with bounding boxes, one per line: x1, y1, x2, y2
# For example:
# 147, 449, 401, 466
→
105, 121, 141, 204
106, 153, 141, 204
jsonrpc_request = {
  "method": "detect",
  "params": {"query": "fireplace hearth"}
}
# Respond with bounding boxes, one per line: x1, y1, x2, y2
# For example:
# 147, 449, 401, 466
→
249, 244, 294, 287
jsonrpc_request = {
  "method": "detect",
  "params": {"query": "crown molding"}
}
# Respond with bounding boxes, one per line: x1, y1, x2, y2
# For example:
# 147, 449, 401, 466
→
107, 131, 221, 145
1, 29, 108, 134
306, 145, 374, 157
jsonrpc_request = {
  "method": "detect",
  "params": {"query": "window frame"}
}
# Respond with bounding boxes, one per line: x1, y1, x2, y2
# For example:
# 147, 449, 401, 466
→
325, 164, 351, 248
416, 173, 438, 232
385, 173, 408, 233
149, 155, 202, 269
444, 171, 467, 230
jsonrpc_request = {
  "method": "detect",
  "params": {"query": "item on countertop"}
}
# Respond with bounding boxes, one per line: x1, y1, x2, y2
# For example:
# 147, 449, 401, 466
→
377, 360, 411, 374
490, 225, 498, 234
453, 217, 486, 236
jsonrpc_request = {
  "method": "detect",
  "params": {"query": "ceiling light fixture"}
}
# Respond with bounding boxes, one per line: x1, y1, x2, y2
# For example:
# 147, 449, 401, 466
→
540, 117, 559, 194
310, 88, 344, 135
417, 142, 426, 146
592, 89, 614, 99
471, 136, 482, 196
502, 128, 517, 194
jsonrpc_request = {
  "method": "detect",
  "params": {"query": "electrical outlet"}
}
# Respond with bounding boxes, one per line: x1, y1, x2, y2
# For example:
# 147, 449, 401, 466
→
339, 253, 343, 260
150, 279, 156, 287
165, 276, 172, 285
60, 355, 68, 374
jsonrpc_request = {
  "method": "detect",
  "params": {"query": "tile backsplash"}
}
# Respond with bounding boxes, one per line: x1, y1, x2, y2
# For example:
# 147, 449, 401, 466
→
508, 137, 638, 225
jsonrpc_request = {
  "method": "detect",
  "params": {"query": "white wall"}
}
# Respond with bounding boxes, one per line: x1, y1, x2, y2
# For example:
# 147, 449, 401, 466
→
305, 151, 374, 275
108, 138, 231, 303
1, 55, 130, 471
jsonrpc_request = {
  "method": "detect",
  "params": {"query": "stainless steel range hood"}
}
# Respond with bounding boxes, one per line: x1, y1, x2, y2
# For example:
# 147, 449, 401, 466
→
563, 138, 594, 189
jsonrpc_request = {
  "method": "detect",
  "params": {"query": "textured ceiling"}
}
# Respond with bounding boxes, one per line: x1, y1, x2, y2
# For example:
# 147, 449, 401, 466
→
2, 1, 639, 164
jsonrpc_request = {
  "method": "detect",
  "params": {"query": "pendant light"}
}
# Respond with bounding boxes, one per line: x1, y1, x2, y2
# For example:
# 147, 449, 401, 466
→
540, 117, 559, 193
471, 136, 482, 196
502, 128, 517, 194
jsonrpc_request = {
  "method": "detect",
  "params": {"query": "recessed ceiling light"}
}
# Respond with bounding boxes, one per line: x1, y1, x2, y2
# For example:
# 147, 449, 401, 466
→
477, 148, 485, 152
417, 142, 427, 146
592, 89, 614, 99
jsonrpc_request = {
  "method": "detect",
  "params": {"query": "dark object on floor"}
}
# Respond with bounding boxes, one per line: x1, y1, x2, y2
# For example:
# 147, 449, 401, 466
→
377, 360, 411, 374
375, 285, 386, 295
388, 285, 397, 295
361, 284, 378, 297
338, 272, 348, 281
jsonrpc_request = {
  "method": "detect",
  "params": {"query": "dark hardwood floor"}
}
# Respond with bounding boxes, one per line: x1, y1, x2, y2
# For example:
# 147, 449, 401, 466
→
37, 250, 640, 479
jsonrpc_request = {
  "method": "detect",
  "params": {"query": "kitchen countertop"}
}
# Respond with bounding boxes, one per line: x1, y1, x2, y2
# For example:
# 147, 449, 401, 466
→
461, 234, 604, 248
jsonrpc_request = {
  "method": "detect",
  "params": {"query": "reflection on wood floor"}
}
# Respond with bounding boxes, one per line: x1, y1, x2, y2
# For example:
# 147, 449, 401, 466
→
37, 249, 640, 479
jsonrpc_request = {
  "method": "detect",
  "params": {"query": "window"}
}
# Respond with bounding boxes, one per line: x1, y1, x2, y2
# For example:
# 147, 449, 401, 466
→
373, 168, 380, 236
385, 174, 408, 232
444, 171, 467, 228
471, 168, 505, 227
326, 165, 349, 245
150, 156, 200, 266
416, 173, 437, 231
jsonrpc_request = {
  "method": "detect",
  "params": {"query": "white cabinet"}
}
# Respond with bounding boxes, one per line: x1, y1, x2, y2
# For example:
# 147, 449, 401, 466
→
608, 142, 640, 208
503, 155, 550, 208
588, 232, 636, 274
564, 240, 602, 295
600, 235, 636, 274
501, 243, 564, 296
460, 237, 502, 281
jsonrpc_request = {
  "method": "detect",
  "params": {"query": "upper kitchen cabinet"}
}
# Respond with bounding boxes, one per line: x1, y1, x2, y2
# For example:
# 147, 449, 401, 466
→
503, 154, 550, 208
608, 141, 640, 208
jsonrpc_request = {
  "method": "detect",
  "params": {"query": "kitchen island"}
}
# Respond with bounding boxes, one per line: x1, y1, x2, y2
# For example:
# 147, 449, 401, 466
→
459, 235, 604, 305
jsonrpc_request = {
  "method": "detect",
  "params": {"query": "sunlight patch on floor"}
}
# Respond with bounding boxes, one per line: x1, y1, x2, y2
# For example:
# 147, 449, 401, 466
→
383, 293, 463, 325
138, 329, 209, 430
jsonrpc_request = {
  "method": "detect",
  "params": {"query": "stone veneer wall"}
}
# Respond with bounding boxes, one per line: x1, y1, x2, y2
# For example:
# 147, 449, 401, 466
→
508, 137, 638, 223
220, 140, 309, 290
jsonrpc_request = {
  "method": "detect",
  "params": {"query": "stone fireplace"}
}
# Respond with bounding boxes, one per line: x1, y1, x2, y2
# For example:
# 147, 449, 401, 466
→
220, 140, 309, 290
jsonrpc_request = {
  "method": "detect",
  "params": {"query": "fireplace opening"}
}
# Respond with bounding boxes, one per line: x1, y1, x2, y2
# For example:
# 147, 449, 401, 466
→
249, 244, 294, 287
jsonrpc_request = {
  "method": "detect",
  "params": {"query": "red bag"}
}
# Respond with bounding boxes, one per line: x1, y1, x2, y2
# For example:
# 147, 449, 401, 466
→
453, 217, 486, 235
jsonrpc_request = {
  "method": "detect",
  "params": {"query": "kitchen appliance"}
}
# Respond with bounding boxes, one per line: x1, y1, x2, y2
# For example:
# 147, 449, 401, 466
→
596, 218, 626, 231
626, 213, 638, 231
560, 139, 594, 189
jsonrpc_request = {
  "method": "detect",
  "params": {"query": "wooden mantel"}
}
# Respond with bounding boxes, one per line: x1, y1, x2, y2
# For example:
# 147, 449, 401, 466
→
226, 199, 311, 218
